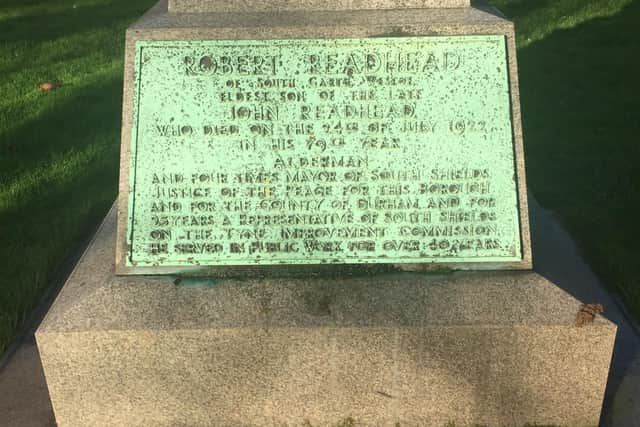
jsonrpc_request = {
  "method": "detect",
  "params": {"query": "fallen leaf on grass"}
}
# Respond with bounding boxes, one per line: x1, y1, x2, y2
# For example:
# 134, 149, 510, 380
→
38, 82, 58, 91
576, 303, 604, 327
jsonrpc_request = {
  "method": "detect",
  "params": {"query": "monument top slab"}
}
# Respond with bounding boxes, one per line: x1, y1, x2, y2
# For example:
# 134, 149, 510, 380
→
168, 0, 471, 14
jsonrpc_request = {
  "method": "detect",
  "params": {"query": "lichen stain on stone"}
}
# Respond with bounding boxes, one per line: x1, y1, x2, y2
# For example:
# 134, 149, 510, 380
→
372, 27, 415, 38
302, 287, 334, 316
575, 303, 604, 327
302, 417, 357, 427
171, 276, 219, 287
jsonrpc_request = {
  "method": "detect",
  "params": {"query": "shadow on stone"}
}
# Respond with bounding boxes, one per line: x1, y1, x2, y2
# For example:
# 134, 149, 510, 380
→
0, 338, 55, 427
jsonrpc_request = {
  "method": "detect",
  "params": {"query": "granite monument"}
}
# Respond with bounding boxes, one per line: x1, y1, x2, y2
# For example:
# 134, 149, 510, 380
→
36, 1, 616, 426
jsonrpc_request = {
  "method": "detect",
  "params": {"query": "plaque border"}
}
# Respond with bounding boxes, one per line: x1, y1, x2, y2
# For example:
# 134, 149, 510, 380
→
116, 11, 532, 275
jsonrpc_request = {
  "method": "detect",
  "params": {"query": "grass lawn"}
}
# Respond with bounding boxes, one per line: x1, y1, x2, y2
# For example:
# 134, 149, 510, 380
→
0, 0, 638, 356
0, 0, 157, 354
491, 0, 640, 319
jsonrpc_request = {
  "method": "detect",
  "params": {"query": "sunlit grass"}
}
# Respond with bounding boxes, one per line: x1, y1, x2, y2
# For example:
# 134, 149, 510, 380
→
490, 0, 640, 318
0, 0, 157, 354
491, 0, 634, 47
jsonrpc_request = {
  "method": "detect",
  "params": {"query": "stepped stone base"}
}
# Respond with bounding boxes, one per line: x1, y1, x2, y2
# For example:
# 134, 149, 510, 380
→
36, 207, 616, 426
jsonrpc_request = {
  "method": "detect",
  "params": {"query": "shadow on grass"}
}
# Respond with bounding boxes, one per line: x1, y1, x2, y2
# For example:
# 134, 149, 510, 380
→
518, 1, 640, 319
490, 0, 559, 18
0, 0, 155, 355
491, 0, 634, 47
0, 75, 123, 352
0, 0, 51, 8
517, 5, 640, 423
0, 0, 156, 177
0, 69, 123, 184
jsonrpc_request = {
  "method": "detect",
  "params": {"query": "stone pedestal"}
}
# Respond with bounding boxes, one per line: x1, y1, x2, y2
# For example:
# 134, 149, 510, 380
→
37, 1, 615, 425
36, 207, 616, 426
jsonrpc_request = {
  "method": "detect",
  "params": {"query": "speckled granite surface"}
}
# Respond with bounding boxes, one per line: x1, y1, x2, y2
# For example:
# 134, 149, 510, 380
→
36, 206, 615, 426
168, 0, 471, 14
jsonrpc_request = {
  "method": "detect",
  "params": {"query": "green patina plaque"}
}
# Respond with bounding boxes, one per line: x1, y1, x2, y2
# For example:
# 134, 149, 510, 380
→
126, 35, 523, 268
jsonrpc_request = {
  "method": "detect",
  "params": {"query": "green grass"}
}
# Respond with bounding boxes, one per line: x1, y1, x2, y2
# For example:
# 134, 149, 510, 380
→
490, 0, 640, 319
0, 0, 156, 354
0, 0, 639, 356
